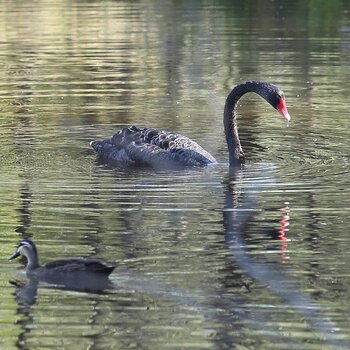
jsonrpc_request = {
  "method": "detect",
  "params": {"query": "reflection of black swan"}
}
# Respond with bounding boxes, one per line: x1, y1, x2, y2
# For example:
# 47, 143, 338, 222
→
90, 81, 290, 168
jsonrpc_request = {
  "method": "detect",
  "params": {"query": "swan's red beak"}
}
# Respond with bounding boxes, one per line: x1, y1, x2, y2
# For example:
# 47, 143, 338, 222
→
277, 98, 291, 122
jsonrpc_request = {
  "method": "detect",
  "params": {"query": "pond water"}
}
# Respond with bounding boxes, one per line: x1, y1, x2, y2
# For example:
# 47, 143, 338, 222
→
0, 0, 349, 349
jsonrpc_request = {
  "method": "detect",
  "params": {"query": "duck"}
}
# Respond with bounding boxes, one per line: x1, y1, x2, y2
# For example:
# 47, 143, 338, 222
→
90, 81, 291, 168
9, 239, 115, 281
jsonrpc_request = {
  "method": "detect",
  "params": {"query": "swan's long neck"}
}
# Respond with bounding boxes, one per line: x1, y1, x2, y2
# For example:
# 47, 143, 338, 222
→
224, 81, 268, 167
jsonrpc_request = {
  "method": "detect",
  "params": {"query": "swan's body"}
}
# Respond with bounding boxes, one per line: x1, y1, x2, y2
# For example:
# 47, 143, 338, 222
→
90, 81, 290, 168
9, 240, 115, 281
91, 126, 217, 168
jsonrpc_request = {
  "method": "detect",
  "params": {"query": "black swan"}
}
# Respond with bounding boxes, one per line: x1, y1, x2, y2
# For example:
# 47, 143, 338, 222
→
90, 81, 290, 168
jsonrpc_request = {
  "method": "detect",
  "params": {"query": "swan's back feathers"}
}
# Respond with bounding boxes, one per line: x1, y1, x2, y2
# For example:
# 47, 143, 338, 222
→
91, 126, 217, 168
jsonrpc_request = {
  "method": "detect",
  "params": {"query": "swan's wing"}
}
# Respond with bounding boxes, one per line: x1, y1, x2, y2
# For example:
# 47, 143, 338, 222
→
143, 128, 208, 152
91, 126, 217, 167
124, 141, 211, 167
134, 127, 216, 167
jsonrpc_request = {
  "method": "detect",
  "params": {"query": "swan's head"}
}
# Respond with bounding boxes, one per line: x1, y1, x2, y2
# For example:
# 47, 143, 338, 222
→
274, 91, 290, 122
244, 81, 291, 122
266, 86, 291, 122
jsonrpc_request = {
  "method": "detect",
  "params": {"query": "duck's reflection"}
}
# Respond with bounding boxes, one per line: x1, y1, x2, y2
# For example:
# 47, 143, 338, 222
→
11, 279, 38, 309
11, 273, 114, 310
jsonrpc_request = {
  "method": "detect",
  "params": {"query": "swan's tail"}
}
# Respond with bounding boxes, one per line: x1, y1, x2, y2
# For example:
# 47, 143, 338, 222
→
90, 140, 105, 153
90, 139, 133, 164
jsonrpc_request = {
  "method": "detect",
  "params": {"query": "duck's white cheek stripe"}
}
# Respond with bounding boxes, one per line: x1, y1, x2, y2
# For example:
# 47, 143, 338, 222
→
20, 242, 32, 249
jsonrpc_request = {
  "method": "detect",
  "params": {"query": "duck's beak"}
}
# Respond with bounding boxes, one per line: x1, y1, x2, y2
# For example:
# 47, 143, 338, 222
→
8, 251, 20, 261
277, 98, 291, 122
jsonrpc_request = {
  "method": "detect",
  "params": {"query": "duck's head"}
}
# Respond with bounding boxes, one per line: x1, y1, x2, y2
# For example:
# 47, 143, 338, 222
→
9, 239, 38, 261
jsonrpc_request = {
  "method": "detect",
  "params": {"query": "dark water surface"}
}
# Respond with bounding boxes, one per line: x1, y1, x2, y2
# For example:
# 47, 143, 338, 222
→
1, 1, 349, 349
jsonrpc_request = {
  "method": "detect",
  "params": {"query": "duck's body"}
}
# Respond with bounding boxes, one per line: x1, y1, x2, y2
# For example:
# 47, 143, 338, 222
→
35, 257, 115, 276
9, 240, 115, 281
90, 81, 291, 168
